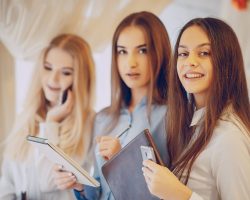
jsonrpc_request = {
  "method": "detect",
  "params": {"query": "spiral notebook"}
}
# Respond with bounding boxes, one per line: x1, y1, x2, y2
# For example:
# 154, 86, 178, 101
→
101, 129, 164, 200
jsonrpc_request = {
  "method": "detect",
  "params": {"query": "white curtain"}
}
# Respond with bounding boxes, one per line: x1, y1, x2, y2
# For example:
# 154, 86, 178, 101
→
0, 0, 171, 59
0, 42, 15, 167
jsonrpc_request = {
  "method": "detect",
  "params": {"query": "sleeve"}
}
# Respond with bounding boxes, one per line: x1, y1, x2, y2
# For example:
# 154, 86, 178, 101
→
74, 189, 88, 200
211, 128, 250, 200
73, 161, 101, 200
0, 158, 16, 200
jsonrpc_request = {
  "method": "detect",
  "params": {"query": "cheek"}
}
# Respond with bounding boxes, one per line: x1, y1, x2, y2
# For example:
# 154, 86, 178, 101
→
41, 72, 48, 86
176, 63, 183, 79
64, 77, 74, 88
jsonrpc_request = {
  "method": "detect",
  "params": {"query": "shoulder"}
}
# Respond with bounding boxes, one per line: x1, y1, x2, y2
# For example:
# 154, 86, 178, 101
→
150, 104, 167, 119
94, 106, 112, 123
208, 113, 250, 199
212, 116, 250, 151
209, 114, 250, 168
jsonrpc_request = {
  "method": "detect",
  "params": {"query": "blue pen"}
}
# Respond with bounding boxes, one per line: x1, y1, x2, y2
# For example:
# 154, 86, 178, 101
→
116, 124, 131, 138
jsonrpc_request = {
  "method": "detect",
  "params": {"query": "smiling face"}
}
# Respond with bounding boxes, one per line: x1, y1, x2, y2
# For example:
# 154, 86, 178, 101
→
116, 26, 151, 96
41, 47, 74, 107
177, 25, 213, 108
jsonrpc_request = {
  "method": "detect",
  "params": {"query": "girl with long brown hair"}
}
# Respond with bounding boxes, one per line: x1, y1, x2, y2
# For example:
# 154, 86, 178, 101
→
143, 17, 250, 200
54, 11, 172, 200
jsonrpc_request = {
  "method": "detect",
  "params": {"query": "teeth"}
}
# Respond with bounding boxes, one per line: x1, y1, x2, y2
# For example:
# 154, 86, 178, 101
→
185, 73, 203, 78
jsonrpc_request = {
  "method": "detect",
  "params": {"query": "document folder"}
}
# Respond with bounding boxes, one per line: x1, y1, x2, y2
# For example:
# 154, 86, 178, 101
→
101, 129, 163, 200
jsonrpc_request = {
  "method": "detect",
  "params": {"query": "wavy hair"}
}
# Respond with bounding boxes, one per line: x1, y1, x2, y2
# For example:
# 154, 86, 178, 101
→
4, 34, 95, 161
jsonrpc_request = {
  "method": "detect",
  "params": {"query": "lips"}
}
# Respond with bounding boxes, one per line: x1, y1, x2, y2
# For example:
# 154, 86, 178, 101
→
47, 85, 61, 92
184, 72, 204, 79
126, 72, 140, 77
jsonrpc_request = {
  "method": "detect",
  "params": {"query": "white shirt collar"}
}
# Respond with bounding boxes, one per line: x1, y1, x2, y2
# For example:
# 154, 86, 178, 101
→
190, 107, 206, 127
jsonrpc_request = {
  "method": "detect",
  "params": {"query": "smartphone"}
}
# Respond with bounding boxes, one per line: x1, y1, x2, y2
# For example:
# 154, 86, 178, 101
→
61, 86, 72, 104
140, 146, 156, 162
61, 89, 68, 104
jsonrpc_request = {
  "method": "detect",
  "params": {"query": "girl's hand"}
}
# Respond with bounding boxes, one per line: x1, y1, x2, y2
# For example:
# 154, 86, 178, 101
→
46, 90, 73, 123
96, 136, 121, 160
142, 160, 192, 200
52, 164, 83, 191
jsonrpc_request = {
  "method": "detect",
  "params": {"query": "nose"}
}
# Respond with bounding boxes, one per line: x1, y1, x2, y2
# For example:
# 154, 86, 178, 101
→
48, 71, 60, 86
185, 52, 199, 67
128, 53, 137, 68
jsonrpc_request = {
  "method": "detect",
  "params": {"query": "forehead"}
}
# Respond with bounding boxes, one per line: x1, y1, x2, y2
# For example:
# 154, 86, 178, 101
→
117, 26, 146, 46
45, 47, 73, 67
179, 25, 210, 48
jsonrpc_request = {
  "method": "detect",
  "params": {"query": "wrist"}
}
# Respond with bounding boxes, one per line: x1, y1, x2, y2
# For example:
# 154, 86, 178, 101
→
75, 184, 84, 192
179, 185, 192, 200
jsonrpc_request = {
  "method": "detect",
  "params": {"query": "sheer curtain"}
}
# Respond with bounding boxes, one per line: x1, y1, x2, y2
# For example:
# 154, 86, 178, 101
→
0, 0, 171, 59
0, 42, 15, 168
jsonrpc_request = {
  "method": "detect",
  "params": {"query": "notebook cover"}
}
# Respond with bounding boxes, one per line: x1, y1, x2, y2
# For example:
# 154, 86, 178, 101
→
26, 136, 100, 187
101, 129, 163, 200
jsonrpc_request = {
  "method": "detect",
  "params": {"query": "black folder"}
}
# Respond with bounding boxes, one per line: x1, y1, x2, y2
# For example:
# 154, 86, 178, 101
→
101, 129, 163, 200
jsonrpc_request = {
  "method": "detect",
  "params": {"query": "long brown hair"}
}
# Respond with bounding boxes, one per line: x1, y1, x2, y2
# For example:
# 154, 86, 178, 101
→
167, 17, 250, 184
5, 34, 95, 161
105, 11, 171, 131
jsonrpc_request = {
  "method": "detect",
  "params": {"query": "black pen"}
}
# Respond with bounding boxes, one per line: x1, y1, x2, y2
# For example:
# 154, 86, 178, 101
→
115, 124, 131, 138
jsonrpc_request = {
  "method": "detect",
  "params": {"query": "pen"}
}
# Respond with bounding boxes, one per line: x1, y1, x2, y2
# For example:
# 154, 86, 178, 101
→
116, 124, 131, 138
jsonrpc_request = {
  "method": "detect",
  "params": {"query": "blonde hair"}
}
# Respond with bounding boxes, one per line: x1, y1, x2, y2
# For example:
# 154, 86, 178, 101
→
4, 34, 95, 161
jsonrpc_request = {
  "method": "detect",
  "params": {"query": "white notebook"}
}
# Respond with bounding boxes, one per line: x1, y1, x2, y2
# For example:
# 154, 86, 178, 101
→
27, 135, 100, 187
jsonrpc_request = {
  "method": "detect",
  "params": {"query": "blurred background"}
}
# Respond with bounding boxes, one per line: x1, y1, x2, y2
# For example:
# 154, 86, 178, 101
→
0, 0, 249, 165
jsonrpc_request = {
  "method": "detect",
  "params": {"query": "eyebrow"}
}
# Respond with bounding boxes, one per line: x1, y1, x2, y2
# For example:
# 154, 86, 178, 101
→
44, 61, 73, 70
178, 43, 211, 49
117, 44, 147, 49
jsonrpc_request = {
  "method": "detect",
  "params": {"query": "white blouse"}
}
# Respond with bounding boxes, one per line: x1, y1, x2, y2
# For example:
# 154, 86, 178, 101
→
188, 107, 250, 200
0, 122, 76, 200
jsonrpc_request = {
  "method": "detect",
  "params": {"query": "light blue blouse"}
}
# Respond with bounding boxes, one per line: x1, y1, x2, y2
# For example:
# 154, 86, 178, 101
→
75, 98, 169, 200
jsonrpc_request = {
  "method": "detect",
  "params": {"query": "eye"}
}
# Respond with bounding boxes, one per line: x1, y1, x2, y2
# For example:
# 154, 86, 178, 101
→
178, 52, 188, 57
117, 49, 127, 55
138, 47, 147, 54
62, 69, 73, 76
43, 63, 52, 71
199, 51, 210, 57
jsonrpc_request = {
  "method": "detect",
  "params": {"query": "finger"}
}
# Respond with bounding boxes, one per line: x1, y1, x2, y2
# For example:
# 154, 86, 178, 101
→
99, 136, 115, 142
99, 149, 111, 158
143, 160, 159, 172
54, 171, 74, 179
142, 166, 154, 177
56, 177, 77, 190
144, 173, 151, 185
53, 164, 63, 172
98, 141, 115, 150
